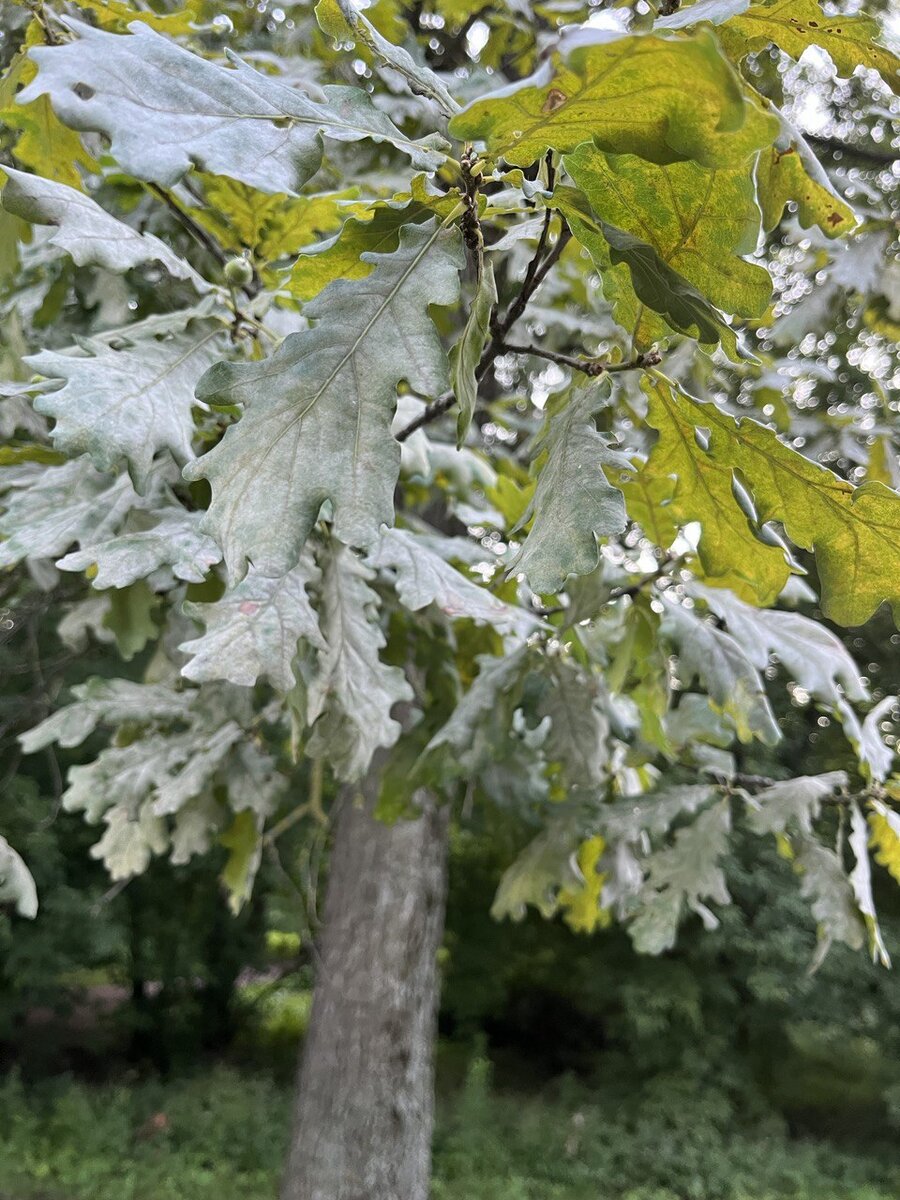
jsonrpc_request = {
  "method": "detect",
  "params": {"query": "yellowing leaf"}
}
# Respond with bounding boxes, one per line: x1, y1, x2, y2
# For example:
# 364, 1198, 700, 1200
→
449, 30, 776, 169
0, 35, 98, 191
756, 140, 856, 240
559, 835, 612, 934
565, 146, 772, 319
649, 376, 900, 626
191, 176, 356, 264
720, 0, 900, 94
627, 377, 789, 604
289, 180, 461, 302
869, 802, 900, 885
68, 0, 202, 34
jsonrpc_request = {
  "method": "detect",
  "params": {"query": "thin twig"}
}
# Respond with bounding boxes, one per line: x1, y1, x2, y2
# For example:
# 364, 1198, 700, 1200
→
501, 343, 662, 377
146, 183, 231, 272
395, 224, 573, 442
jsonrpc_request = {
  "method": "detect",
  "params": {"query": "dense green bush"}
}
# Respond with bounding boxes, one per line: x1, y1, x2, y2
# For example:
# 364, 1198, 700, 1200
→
1, 1059, 897, 1200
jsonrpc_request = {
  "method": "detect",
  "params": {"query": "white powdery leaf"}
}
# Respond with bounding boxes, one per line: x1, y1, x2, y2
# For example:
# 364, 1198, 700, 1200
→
369, 527, 538, 636
663, 599, 780, 745
746, 771, 848, 837
629, 800, 732, 955
187, 222, 464, 580
307, 542, 413, 781
0, 836, 39, 918
0, 457, 151, 569
848, 799, 891, 967
91, 802, 169, 880
57, 508, 222, 588
180, 555, 324, 693
510, 385, 631, 594
688, 582, 868, 706
20, 18, 447, 194
27, 315, 225, 491
1, 167, 204, 285
20, 677, 191, 754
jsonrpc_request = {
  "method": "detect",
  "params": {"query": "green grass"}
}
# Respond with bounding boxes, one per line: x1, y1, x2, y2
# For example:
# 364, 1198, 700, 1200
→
0, 1058, 897, 1200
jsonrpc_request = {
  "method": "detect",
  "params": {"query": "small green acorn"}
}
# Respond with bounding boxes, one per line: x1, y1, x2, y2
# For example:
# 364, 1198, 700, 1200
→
223, 255, 254, 288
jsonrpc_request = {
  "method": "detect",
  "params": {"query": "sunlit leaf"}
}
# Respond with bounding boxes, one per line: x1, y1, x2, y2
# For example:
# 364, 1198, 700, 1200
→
449, 29, 776, 168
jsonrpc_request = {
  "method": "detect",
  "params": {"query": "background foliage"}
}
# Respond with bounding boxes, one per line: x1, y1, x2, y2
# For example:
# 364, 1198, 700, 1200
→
2, 0, 900, 1195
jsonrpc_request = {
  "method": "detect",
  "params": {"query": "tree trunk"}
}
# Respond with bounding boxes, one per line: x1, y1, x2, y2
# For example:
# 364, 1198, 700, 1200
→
281, 773, 450, 1200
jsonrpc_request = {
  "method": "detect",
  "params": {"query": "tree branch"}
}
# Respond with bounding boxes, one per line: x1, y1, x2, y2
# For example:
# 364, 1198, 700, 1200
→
394, 220, 573, 443
501, 343, 662, 377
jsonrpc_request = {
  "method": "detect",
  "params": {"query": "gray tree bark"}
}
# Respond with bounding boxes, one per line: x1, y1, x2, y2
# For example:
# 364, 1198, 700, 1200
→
281, 773, 450, 1200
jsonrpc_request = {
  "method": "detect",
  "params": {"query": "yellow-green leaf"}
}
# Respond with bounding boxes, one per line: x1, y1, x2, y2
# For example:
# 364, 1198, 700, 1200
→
559, 835, 612, 934
625, 377, 789, 604
219, 809, 263, 915
655, 375, 900, 625
869, 801, 900, 885
449, 30, 777, 169
720, 0, 900, 94
289, 180, 461, 302
756, 140, 857, 239
565, 146, 772, 318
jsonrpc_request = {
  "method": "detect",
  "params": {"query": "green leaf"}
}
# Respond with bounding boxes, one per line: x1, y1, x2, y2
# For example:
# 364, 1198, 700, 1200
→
188, 221, 463, 579
1, 166, 203, 283
719, 0, 900, 95
564, 147, 772, 319
510, 385, 631, 595
219, 809, 264, 915
369, 527, 537, 635
688, 583, 868, 707
0, 836, 39, 919
57, 509, 222, 588
102, 578, 159, 660
180, 555, 324, 692
449, 29, 776, 169
306, 542, 413, 781
662, 599, 780, 744
27, 313, 225, 491
451, 258, 496, 445
747, 771, 848, 836
20, 18, 448, 194
20, 677, 191, 753
629, 800, 732, 954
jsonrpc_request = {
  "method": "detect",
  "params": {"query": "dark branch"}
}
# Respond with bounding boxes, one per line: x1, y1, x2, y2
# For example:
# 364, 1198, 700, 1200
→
501, 343, 662, 377
395, 221, 573, 443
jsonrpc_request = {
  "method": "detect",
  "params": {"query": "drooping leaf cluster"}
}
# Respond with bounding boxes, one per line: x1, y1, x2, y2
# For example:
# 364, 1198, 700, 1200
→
1, 0, 899, 961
